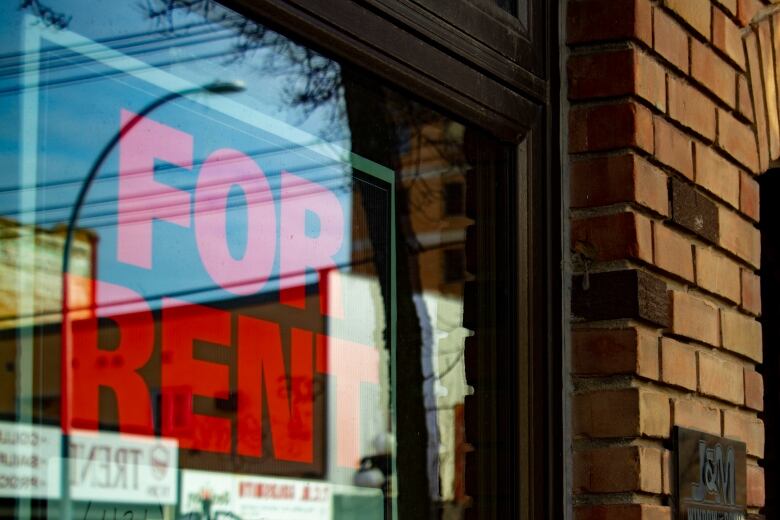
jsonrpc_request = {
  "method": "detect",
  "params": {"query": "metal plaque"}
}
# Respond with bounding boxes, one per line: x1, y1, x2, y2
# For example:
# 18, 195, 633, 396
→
675, 427, 747, 520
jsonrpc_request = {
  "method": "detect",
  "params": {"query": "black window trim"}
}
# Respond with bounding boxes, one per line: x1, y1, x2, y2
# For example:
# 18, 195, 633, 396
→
227, 0, 547, 141
220, 1, 562, 518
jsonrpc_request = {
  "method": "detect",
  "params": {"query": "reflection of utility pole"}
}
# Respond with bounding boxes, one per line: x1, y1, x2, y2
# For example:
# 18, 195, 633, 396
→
342, 71, 433, 519
58, 80, 244, 520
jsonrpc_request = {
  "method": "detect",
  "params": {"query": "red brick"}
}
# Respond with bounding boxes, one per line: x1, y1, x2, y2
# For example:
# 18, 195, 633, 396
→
664, 0, 711, 39
653, 7, 689, 73
642, 392, 673, 439
672, 398, 721, 435
636, 52, 668, 113
662, 449, 672, 495
691, 39, 737, 108
714, 0, 738, 17
571, 212, 653, 262
654, 116, 694, 178
669, 291, 720, 346
570, 153, 669, 216
744, 367, 764, 411
653, 222, 694, 281
694, 142, 740, 207
572, 327, 659, 379
568, 50, 633, 100
568, 0, 653, 45
570, 102, 654, 154
746, 31, 769, 172
712, 7, 746, 70
717, 108, 760, 173
698, 350, 744, 404
721, 308, 763, 361
774, 15, 780, 138
741, 268, 762, 316
695, 246, 741, 303
574, 388, 670, 439
758, 22, 780, 159
575, 504, 672, 520
574, 445, 663, 493
568, 49, 666, 111
737, 74, 754, 121
723, 409, 764, 457
667, 77, 717, 141
740, 171, 760, 221
738, 0, 764, 27
660, 337, 697, 390
747, 464, 765, 507
719, 206, 760, 268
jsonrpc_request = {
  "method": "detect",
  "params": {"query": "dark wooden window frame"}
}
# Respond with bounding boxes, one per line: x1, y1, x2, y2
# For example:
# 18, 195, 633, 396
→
222, 1, 562, 518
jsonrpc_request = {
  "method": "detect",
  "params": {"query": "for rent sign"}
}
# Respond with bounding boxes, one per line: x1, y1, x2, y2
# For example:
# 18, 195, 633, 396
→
23, 14, 394, 481
61, 107, 389, 474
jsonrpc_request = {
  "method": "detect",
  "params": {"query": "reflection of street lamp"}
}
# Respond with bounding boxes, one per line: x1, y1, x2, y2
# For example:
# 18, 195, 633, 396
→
354, 432, 394, 492
58, 80, 244, 520
61, 80, 245, 279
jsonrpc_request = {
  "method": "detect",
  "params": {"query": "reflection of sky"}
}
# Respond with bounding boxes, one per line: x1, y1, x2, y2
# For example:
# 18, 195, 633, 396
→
0, 0, 360, 306
6, 0, 347, 137
0, 0, 349, 205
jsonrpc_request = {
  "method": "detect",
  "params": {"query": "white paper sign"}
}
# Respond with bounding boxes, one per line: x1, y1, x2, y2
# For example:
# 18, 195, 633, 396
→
0, 421, 61, 499
69, 429, 178, 505
181, 469, 332, 520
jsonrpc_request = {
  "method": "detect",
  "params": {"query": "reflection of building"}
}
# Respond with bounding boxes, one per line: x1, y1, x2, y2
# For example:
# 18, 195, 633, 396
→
342, 113, 475, 514
0, 218, 95, 419
397, 120, 473, 512
0, 218, 95, 326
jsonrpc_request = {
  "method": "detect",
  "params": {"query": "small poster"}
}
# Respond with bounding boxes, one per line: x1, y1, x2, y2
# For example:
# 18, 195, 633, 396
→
69, 429, 178, 505
0, 421, 60, 499
181, 470, 332, 520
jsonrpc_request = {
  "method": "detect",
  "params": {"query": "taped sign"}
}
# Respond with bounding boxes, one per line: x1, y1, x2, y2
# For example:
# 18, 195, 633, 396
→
0, 421, 60, 499
180, 470, 332, 519
69, 429, 178, 505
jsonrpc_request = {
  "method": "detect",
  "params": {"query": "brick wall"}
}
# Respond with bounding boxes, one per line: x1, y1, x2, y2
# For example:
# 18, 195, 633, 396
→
567, 0, 776, 518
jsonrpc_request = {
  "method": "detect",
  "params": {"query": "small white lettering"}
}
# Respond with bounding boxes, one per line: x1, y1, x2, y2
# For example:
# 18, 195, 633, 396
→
687, 506, 746, 520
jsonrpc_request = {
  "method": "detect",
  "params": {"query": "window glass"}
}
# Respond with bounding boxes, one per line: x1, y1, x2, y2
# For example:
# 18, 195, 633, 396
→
492, 0, 517, 16
0, 1, 515, 518
488, 0, 529, 30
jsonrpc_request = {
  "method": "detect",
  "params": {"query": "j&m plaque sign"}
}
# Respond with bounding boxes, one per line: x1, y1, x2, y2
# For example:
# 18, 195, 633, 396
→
675, 427, 747, 520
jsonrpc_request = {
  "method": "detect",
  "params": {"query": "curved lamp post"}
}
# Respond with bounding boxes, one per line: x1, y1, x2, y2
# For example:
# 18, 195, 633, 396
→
61, 80, 245, 277
59, 80, 244, 520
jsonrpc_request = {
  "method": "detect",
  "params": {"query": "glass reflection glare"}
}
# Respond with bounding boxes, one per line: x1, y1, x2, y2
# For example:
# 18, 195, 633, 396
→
0, 1, 509, 518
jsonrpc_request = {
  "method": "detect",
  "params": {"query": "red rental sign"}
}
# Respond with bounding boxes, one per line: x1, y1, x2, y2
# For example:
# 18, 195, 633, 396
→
61, 110, 382, 470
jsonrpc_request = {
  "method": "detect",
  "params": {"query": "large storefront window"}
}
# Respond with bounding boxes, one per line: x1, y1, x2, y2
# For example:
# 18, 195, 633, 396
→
0, 1, 518, 518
